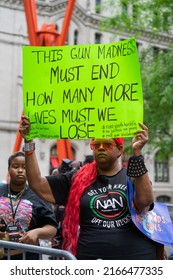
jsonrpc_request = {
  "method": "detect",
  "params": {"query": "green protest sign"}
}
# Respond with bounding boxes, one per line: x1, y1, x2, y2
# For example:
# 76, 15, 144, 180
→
23, 37, 143, 140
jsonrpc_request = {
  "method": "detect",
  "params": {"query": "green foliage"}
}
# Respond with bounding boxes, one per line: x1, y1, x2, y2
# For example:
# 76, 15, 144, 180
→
102, 0, 173, 33
101, 0, 173, 157
141, 49, 173, 157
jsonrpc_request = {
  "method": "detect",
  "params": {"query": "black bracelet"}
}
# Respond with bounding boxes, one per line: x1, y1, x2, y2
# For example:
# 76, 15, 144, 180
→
127, 155, 148, 177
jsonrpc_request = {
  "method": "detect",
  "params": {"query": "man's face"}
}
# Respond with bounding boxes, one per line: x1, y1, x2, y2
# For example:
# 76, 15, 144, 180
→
8, 156, 26, 185
90, 138, 122, 169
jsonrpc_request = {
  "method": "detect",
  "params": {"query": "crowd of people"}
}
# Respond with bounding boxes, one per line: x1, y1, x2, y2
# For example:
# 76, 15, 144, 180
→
0, 117, 170, 260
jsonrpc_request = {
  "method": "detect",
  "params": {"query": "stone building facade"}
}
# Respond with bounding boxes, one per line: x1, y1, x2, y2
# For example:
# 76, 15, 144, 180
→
0, 0, 173, 207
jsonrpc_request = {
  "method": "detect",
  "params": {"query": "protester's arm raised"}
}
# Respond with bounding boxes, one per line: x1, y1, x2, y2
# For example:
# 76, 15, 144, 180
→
130, 123, 154, 213
19, 116, 56, 203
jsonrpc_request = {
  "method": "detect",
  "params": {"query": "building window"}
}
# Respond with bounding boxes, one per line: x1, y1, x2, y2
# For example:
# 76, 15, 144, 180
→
95, 0, 101, 14
95, 33, 102, 44
65, 35, 69, 45
162, 12, 169, 32
50, 145, 59, 174
152, 46, 160, 58
156, 195, 171, 203
132, 4, 138, 21
74, 29, 78, 45
120, 0, 128, 14
154, 151, 169, 182
153, 11, 160, 29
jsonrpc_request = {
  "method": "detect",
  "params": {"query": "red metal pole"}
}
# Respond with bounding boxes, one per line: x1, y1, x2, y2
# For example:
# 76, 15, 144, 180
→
56, 0, 76, 163
13, 0, 76, 164
13, 0, 39, 153
65, 139, 74, 160
22, 0, 39, 46
57, 140, 70, 160
57, 0, 76, 46
12, 110, 24, 153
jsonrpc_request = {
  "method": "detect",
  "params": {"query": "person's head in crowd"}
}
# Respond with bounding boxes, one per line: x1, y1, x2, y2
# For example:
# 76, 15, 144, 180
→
58, 159, 73, 174
83, 155, 94, 165
8, 151, 27, 189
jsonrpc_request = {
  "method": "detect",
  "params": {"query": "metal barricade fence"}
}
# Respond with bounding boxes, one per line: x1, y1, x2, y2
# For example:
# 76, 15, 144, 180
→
0, 240, 76, 260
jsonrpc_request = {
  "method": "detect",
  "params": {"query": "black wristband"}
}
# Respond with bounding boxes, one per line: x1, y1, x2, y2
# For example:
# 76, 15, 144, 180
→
127, 155, 148, 177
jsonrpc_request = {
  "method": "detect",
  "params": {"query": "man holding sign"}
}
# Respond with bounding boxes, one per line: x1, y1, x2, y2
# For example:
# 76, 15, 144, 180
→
19, 117, 160, 260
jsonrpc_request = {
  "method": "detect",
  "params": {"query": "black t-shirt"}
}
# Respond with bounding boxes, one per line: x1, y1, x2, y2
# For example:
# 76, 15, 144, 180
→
0, 184, 58, 259
46, 169, 157, 260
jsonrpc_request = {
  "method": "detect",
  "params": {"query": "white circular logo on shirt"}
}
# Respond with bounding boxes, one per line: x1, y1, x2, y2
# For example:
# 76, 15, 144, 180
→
90, 191, 128, 219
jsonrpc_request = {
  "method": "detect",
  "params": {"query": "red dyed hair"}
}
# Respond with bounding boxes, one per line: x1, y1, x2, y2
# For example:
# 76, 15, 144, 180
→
62, 161, 97, 255
113, 138, 124, 146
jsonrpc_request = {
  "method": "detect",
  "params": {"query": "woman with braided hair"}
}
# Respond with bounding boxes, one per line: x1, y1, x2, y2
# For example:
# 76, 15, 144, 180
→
19, 116, 158, 260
